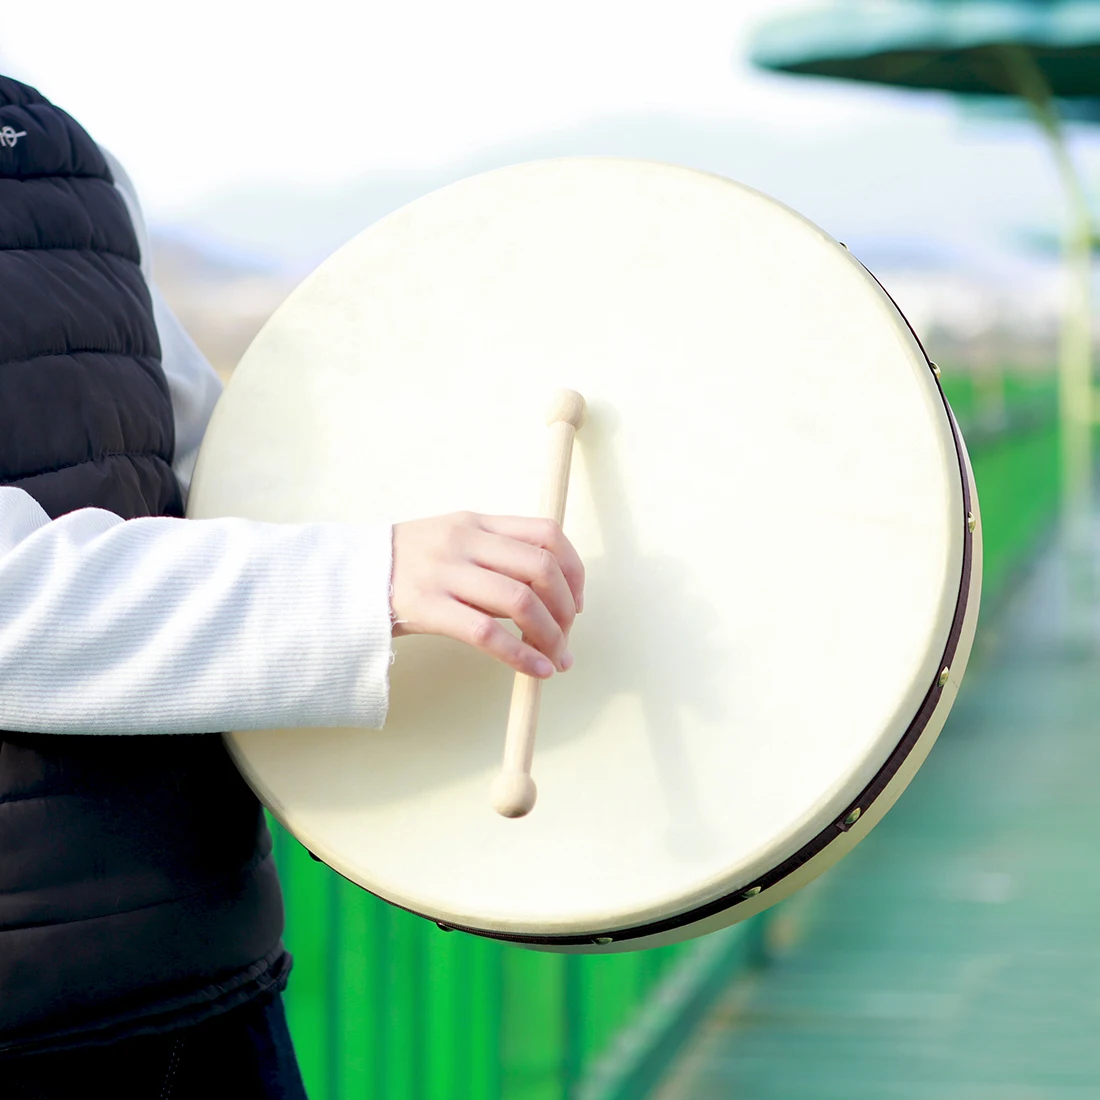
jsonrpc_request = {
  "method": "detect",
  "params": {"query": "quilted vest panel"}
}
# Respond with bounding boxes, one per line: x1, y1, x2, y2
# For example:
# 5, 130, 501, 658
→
0, 76, 287, 1055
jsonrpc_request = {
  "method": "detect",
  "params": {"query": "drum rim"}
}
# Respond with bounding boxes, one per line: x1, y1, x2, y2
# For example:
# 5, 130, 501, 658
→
371, 269, 977, 948
210, 201, 976, 946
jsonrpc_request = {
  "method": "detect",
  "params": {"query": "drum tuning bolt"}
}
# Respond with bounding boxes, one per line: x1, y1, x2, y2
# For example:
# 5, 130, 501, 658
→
491, 389, 588, 819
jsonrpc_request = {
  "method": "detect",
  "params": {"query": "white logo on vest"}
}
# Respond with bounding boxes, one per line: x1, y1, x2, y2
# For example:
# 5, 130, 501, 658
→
0, 126, 27, 148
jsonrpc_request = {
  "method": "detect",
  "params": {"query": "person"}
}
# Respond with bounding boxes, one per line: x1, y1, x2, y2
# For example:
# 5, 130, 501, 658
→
0, 74, 583, 1097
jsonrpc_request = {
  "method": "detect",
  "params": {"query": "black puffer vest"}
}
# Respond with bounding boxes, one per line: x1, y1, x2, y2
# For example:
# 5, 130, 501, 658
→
0, 76, 287, 1056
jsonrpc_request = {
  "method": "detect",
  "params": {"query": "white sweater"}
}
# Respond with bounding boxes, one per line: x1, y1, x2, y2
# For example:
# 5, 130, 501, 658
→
0, 155, 394, 735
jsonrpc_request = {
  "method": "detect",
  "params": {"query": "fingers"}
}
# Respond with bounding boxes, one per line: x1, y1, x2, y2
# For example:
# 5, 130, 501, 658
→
389, 512, 586, 679
476, 515, 585, 613
467, 529, 577, 638
425, 598, 557, 679
448, 565, 570, 670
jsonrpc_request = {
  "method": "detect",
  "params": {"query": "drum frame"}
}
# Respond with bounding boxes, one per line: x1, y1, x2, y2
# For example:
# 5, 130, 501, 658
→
289, 283, 981, 955
212, 205, 982, 952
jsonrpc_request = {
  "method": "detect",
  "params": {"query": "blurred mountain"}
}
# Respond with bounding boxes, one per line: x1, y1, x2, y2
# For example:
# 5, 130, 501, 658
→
176, 110, 1099, 268
149, 226, 293, 378
151, 224, 282, 281
159, 109, 1100, 372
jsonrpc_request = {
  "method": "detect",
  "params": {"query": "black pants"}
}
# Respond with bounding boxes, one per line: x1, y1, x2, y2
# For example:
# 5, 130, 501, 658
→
3, 994, 308, 1100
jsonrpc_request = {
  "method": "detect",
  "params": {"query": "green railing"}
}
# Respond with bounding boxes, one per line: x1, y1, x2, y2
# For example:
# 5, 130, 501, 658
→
271, 831, 767, 1100
274, 368, 1063, 1100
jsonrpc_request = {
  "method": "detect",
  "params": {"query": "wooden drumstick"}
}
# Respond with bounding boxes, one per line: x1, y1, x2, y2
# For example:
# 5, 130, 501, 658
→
491, 389, 587, 818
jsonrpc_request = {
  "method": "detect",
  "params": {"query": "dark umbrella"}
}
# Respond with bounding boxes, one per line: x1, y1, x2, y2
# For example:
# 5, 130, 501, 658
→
750, 0, 1100, 532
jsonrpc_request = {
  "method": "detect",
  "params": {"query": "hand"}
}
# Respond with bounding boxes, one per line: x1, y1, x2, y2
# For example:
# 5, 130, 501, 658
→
391, 512, 584, 678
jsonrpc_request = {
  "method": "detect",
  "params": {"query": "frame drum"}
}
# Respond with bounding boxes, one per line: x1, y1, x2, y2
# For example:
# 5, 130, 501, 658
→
188, 158, 980, 953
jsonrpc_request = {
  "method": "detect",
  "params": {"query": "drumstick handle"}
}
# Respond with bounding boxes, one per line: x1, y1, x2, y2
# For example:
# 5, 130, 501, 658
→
540, 418, 580, 525
491, 390, 586, 819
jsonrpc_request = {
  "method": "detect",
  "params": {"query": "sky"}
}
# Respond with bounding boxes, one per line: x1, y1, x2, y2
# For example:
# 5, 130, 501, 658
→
2, 0, 955, 215
3, 0, 1099, 288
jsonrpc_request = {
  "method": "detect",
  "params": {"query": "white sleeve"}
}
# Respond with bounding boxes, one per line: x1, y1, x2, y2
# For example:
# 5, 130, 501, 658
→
0, 150, 394, 734
102, 147, 224, 497
0, 487, 393, 734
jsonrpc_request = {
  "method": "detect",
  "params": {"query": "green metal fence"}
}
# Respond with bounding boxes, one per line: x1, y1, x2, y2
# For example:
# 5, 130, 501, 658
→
272, 831, 765, 1100
273, 368, 1062, 1100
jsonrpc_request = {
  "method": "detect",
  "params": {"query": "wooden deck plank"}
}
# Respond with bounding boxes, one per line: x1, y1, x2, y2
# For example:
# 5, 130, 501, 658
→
657, 544, 1100, 1099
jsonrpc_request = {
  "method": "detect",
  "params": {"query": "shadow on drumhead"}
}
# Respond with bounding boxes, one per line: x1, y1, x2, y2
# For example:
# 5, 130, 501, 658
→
281, 402, 731, 867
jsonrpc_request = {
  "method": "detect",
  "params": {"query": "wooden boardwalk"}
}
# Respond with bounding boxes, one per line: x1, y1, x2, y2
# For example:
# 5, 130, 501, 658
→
657, 543, 1100, 1099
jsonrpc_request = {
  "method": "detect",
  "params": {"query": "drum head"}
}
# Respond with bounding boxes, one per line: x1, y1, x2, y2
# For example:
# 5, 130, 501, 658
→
189, 158, 978, 951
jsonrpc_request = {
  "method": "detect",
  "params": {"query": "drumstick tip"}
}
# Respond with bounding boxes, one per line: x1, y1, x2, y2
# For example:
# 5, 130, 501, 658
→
491, 770, 538, 818
546, 389, 587, 430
